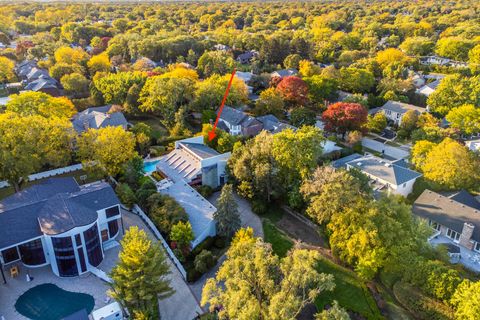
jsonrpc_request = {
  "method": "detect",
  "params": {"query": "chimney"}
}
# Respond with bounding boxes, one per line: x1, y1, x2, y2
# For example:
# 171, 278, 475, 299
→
459, 222, 475, 250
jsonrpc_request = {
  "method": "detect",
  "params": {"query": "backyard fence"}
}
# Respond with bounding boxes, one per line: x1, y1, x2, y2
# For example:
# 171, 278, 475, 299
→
0, 163, 83, 189
131, 204, 188, 279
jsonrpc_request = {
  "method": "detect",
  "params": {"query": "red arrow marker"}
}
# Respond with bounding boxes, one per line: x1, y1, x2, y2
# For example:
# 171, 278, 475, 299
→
208, 68, 237, 141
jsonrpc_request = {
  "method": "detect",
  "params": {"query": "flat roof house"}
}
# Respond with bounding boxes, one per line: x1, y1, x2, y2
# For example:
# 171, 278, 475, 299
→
0, 178, 122, 278
378, 100, 426, 125
72, 105, 128, 134
346, 155, 422, 196
413, 189, 480, 271
155, 136, 231, 247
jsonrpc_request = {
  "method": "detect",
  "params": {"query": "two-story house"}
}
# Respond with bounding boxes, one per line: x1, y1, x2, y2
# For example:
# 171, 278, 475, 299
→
378, 100, 426, 126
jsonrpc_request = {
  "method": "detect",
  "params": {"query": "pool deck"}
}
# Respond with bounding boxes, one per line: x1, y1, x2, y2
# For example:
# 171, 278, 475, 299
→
0, 211, 202, 320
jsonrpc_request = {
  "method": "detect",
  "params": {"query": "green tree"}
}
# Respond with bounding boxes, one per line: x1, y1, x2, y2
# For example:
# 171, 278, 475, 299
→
50, 62, 84, 80
445, 104, 480, 135
116, 183, 137, 209
469, 44, 480, 74
6, 91, 76, 118
400, 109, 419, 134
451, 280, 480, 320
170, 221, 194, 258
339, 67, 375, 93
301, 166, 372, 224
201, 228, 335, 320
412, 138, 480, 189
214, 184, 241, 239
290, 106, 316, 127
399, 37, 434, 56
148, 194, 188, 236
197, 51, 236, 77
0, 56, 15, 83
427, 75, 480, 116
283, 53, 302, 69
110, 226, 174, 317
122, 155, 145, 189
192, 74, 248, 111
94, 71, 147, 105
61, 72, 89, 97
304, 75, 339, 103
366, 112, 387, 133
254, 87, 285, 118
435, 37, 475, 61
315, 301, 350, 320
87, 53, 111, 75
77, 127, 137, 177
139, 75, 194, 127
54, 46, 89, 66
0, 113, 74, 192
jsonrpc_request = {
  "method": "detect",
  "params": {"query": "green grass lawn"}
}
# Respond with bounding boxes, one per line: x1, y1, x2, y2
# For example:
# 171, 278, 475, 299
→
129, 116, 169, 140
315, 258, 383, 320
263, 220, 293, 258
0, 169, 99, 200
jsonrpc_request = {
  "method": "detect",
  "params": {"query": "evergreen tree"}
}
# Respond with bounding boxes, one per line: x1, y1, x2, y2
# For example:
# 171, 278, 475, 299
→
109, 227, 174, 316
214, 184, 241, 239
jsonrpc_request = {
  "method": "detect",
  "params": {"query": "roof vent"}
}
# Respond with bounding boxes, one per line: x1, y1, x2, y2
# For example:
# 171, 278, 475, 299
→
357, 162, 362, 166
385, 163, 391, 167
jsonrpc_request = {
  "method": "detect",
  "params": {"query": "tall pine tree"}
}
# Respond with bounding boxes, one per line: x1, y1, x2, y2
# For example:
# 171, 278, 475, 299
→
109, 226, 174, 317
214, 184, 241, 239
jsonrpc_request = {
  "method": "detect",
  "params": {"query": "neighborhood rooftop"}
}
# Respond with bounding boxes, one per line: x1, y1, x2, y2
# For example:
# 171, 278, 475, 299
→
413, 190, 480, 242
346, 156, 422, 185
381, 100, 426, 114
71, 105, 128, 133
0, 177, 119, 249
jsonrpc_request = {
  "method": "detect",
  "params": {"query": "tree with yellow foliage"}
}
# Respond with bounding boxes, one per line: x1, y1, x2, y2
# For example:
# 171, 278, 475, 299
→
54, 46, 89, 66
0, 56, 15, 83
87, 53, 111, 75
110, 226, 173, 318
6, 91, 76, 118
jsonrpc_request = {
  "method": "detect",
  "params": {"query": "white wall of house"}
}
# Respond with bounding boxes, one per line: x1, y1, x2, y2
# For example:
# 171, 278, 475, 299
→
201, 153, 231, 187
381, 109, 403, 125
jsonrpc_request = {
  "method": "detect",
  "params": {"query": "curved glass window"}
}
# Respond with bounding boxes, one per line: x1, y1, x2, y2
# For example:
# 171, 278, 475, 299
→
52, 236, 78, 277
84, 224, 102, 267
19, 239, 46, 266
108, 219, 119, 238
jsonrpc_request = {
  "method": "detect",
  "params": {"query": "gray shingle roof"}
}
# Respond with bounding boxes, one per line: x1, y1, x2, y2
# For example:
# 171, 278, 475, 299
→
381, 100, 426, 115
331, 153, 363, 169
271, 69, 298, 78
347, 156, 422, 185
413, 189, 480, 242
0, 178, 120, 249
218, 106, 247, 125
71, 105, 128, 133
24, 77, 60, 92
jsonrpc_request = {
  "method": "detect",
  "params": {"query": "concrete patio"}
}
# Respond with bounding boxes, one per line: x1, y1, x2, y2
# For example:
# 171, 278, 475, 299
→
0, 211, 202, 320
430, 235, 480, 272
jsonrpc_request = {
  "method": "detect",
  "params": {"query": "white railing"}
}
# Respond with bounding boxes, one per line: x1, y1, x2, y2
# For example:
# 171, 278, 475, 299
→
131, 204, 188, 279
0, 163, 83, 189
428, 229, 441, 242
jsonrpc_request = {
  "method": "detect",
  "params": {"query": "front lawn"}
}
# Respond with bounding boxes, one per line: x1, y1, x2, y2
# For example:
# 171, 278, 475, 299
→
315, 258, 383, 320
263, 220, 293, 258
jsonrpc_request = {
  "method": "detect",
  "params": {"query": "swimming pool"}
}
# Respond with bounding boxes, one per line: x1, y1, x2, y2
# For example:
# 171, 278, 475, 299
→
143, 160, 160, 174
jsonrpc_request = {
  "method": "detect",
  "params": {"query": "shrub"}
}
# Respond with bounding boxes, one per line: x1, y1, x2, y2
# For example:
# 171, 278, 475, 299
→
191, 236, 215, 256
352, 142, 363, 153
251, 199, 268, 215
186, 266, 202, 283
397, 129, 409, 139
196, 185, 213, 198
148, 194, 188, 235
214, 236, 226, 249
393, 282, 454, 320
149, 145, 166, 157
194, 250, 215, 274
116, 183, 136, 208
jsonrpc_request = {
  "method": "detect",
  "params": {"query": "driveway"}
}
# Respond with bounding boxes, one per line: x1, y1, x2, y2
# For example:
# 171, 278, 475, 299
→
362, 138, 410, 160
189, 192, 264, 305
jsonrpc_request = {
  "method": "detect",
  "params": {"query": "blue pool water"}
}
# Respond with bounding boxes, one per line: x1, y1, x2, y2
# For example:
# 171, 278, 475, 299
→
143, 160, 160, 173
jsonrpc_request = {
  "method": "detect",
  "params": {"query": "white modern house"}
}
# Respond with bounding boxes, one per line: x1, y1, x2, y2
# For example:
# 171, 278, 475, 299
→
155, 136, 231, 248
0, 178, 122, 278
345, 155, 422, 196
378, 100, 426, 125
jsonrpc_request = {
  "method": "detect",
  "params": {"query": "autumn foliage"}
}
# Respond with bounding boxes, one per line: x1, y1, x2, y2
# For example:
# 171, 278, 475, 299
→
321, 102, 368, 136
275, 76, 309, 106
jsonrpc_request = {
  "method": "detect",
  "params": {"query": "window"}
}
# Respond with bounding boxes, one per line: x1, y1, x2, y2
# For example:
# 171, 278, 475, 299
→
52, 236, 78, 277
429, 220, 441, 231
77, 248, 86, 273
105, 206, 120, 219
19, 239, 46, 266
447, 228, 460, 242
101, 229, 109, 242
1, 247, 19, 264
84, 224, 103, 267
108, 219, 119, 238
475, 242, 480, 252
75, 234, 82, 247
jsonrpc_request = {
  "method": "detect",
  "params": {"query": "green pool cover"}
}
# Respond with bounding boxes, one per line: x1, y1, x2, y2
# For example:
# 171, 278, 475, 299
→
15, 283, 94, 320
